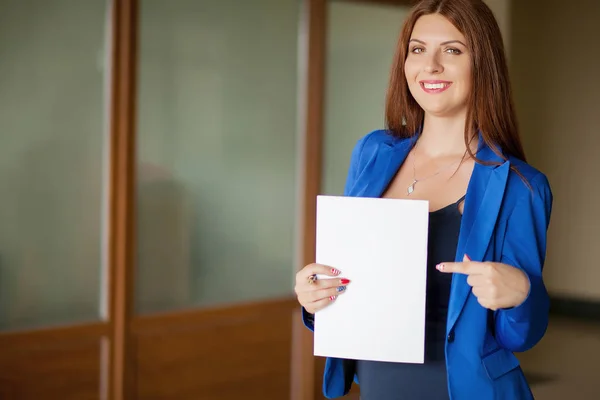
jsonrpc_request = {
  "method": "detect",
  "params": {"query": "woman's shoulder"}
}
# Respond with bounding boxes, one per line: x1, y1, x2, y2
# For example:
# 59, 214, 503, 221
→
356, 128, 404, 146
504, 156, 553, 214
507, 156, 551, 194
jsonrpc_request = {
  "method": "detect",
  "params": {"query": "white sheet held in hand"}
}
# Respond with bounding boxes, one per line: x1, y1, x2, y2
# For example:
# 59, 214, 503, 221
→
314, 195, 429, 364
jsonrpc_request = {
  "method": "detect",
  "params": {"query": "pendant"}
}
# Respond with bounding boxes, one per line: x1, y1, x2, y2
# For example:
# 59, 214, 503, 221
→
407, 179, 417, 195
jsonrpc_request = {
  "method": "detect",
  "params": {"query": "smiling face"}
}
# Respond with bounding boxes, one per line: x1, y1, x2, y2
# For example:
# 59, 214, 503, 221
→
404, 13, 472, 118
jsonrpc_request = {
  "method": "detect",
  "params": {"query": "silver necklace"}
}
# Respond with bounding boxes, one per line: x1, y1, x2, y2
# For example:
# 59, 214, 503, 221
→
407, 148, 465, 196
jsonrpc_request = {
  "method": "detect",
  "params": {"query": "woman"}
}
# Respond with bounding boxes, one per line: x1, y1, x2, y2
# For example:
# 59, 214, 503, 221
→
294, 0, 553, 399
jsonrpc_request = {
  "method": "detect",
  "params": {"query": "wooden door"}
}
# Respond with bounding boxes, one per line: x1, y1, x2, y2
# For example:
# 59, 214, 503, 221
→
0, 0, 127, 398
0, 0, 302, 398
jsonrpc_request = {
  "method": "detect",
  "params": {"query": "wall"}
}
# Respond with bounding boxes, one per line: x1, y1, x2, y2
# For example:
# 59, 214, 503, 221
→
484, 0, 511, 56
510, 0, 600, 300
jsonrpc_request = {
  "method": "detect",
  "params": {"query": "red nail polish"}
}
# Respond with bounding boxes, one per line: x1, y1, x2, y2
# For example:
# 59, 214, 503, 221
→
330, 295, 337, 301
340, 278, 350, 284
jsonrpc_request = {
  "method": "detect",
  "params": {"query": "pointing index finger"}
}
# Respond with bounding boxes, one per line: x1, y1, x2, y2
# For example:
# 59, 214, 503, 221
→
437, 261, 482, 275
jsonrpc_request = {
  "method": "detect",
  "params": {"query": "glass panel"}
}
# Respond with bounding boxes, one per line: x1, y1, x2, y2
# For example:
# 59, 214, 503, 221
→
0, 0, 110, 330
322, 2, 409, 195
136, 0, 300, 313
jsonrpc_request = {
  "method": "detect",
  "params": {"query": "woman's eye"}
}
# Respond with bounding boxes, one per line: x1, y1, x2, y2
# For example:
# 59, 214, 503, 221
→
411, 47, 425, 54
445, 48, 462, 55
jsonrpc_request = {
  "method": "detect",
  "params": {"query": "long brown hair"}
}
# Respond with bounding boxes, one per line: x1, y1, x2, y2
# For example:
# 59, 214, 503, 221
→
385, 0, 526, 163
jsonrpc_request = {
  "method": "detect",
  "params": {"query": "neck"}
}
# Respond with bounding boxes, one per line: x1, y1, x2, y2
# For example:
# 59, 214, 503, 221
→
417, 112, 476, 157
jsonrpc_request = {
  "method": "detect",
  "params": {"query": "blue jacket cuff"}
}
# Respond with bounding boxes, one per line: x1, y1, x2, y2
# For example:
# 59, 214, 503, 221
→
302, 307, 315, 332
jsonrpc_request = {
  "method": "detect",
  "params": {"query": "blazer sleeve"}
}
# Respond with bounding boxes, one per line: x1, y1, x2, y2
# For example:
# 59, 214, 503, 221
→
301, 134, 369, 331
494, 172, 553, 352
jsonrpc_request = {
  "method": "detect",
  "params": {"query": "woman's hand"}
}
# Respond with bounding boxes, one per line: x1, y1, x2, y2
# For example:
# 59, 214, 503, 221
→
437, 255, 530, 310
295, 263, 351, 314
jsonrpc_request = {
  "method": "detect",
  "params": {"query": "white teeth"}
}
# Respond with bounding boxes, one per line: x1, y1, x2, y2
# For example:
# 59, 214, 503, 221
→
423, 83, 448, 89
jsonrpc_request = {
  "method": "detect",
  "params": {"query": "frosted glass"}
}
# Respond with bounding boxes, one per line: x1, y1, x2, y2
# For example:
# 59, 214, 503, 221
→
322, 2, 409, 195
135, 0, 300, 313
0, 0, 110, 330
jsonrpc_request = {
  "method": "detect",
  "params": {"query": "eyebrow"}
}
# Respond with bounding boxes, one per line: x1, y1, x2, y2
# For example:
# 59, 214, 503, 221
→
409, 39, 467, 47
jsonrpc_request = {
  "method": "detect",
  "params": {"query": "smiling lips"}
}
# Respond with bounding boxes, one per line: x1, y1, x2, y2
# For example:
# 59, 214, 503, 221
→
420, 80, 452, 93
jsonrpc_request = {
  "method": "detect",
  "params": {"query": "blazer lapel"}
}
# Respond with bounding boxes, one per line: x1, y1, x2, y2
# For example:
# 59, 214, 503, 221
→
350, 135, 416, 198
447, 141, 510, 334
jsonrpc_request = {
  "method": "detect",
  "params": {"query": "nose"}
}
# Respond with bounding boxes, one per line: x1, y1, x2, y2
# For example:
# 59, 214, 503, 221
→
424, 52, 443, 74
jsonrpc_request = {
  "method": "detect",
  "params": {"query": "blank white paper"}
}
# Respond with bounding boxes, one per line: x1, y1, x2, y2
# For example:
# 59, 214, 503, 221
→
314, 195, 429, 364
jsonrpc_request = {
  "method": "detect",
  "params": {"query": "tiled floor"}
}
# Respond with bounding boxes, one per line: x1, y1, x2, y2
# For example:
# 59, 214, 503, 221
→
518, 316, 600, 399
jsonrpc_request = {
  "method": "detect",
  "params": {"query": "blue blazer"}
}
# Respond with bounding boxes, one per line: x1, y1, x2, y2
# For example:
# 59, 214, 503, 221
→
302, 129, 553, 399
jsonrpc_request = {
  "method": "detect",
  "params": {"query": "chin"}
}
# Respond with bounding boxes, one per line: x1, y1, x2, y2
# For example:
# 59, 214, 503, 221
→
420, 105, 454, 117
417, 100, 466, 119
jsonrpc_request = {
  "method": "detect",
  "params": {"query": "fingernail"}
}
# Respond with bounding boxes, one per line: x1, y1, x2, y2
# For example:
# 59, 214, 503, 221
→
340, 278, 351, 285
337, 286, 346, 293
330, 295, 337, 301
331, 268, 341, 275
436, 264, 444, 271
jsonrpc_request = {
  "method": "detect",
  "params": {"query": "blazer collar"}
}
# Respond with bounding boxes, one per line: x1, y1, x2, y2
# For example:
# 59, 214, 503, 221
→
353, 131, 507, 199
